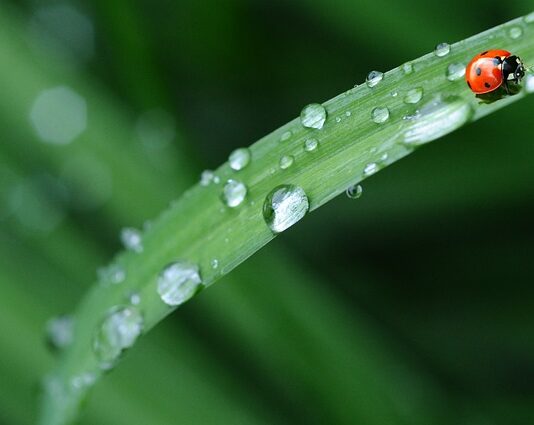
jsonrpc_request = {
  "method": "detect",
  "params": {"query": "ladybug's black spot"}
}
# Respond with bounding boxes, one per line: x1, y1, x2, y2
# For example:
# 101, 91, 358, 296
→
475, 67, 482, 76
480, 51, 488, 55
484, 82, 491, 88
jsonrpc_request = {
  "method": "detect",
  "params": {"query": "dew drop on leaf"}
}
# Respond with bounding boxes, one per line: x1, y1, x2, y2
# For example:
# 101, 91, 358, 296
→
279, 155, 294, 170
300, 103, 327, 129
446, 63, 466, 81
263, 185, 309, 233
46, 315, 74, 351
371, 106, 390, 124
403, 87, 424, 104
434, 42, 450, 57
120, 227, 143, 253
304, 138, 318, 152
221, 179, 247, 207
157, 261, 202, 306
366, 70, 384, 88
228, 147, 251, 171
346, 184, 363, 199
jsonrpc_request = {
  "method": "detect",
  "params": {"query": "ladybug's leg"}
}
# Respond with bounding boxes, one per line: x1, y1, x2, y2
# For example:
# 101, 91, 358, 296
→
503, 79, 510, 95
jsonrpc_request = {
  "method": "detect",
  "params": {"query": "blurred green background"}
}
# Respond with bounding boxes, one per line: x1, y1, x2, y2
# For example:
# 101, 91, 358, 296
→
1, 1, 533, 424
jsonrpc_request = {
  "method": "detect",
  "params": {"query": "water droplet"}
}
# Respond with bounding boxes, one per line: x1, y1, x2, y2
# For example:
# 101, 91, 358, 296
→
403, 95, 474, 146
93, 306, 143, 370
46, 315, 74, 351
371, 106, 390, 124
228, 147, 251, 171
157, 261, 202, 306
120, 227, 143, 253
363, 163, 378, 176
345, 111, 352, 117
221, 179, 247, 207
335, 116, 342, 123
70, 372, 96, 391
98, 264, 126, 285
366, 71, 384, 88
300, 103, 327, 129
508, 26, 523, 39
446, 63, 466, 81
304, 138, 318, 152
263, 185, 309, 234
403, 87, 424, 104
525, 12, 534, 24
380, 153, 389, 162
402, 62, 414, 74
200, 170, 215, 186
346, 184, 363, 199
391, 91, 398, 97
279, 155, 294, 170
524, 74, 534, 93
280, 131, 292, 142
434, 42, 450, 57
210, 259, 219, 269
29, 86, 87, 145
128, 292, 141, 305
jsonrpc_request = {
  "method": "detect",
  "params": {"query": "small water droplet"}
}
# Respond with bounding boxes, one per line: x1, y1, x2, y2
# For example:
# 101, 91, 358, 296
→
446, 63, 466, 81
263, 185, 309, 234
93, 306, 143, 370
228, 147, 251, 171
434, 42, 450, 57
210, 259, 219, 269
46, 315, 74, 351
98, 264, 126, 285
371, 106, 390, 124
304, 138, 318, 152
129, 292, 141, 305
380, 153, 389, 162
221, 179, 247, 207
508, 26, 523, 39
335, 116, 342, 123
280, 130, 292, 142
402, 62, 414, 74
524, 74, 534, 93
525, 12, 534, 24
403, 95, 474, 146
363, 163, 378, 176
345, 111, 352, 117
120, 227, 143, 253
403, 87, 423, 104
300, 103, 327, 129
200, 170, 215, 186
157, 261, 202, 306
279, 155, 294, 170
70, 372, 96, 391
346, 184, 363, 199
391, 91, 398, 97
366, 70, 384, 88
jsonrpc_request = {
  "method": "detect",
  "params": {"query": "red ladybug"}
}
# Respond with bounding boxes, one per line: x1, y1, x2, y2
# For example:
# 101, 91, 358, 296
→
465, 49, 525, 94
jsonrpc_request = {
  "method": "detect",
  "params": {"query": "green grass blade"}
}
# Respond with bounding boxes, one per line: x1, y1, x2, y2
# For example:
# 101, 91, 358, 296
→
40, 14, 534, 424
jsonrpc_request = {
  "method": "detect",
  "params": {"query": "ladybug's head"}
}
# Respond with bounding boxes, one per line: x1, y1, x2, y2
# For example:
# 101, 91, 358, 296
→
502, 55, 525, 83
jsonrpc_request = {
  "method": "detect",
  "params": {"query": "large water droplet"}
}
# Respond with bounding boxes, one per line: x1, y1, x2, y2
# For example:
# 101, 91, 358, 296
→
228, 147, 251, 171
221, 179, 247, 207
200, 170, 216, 186
371, 107, 390, 124
263, 185, 309, 234
157, 261, 202, 306
46, 315, 74, 351
300, 103, 327, 129
446, 63, 466, 81
525, 74, 534, 93
404, 87, 423, 104
304, 138, 318, 152
508, 26, 523, 39
403, 95, 474, 146
93, 306, 143, 370
434, 42, 450, 57
346, 184, 363, 199
120, 227, 143, 253
363, 163, 378, 176
366, 71, 384, 88
279, 155, 294, 170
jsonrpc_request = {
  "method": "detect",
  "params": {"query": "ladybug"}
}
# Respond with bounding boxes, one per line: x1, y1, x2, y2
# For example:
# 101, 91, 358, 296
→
465, 49, 525, 94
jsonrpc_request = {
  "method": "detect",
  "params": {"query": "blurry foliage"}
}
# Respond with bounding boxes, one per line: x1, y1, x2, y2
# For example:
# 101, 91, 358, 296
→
0, 0, 533, 424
